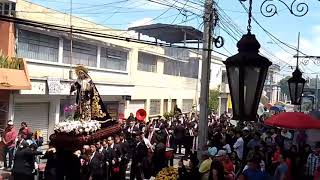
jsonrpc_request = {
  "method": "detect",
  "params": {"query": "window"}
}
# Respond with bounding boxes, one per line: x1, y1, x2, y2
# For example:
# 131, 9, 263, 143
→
164, 60, 181, 76
149, 99, 161, 115
100, 47, 127, 71
63, 39, 97, 67
0, 3, 3, 15
222, 71, 228, 84
138, 52, 157, 72
0, 2, 16, 16
17, 30, 59, 62
164, 47, 189, 60
182, 99, 193, 112
103, 102, 119, 120
164, 58, 199, 78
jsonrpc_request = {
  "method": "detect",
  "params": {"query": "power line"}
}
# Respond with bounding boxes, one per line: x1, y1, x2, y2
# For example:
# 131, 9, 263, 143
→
238, 0, 308, 56
0, 14, 229, 58
216, 4, 290, 68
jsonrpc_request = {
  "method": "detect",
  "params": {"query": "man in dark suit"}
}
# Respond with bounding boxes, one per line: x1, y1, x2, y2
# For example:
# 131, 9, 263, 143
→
118, 134, 130, 180
174, 120, 185, 154
88, 144, 104, 180
125, 121, 139, 158
145, 125, 157, 145
130, 132, 148, 180
105, 136, 121, 180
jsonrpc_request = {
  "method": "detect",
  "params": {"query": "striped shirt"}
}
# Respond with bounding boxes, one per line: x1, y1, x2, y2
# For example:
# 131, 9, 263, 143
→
305, 153, 320, 176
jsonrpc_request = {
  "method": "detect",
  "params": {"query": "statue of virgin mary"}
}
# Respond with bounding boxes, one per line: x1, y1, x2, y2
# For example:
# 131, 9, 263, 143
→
70, 65, 112, 126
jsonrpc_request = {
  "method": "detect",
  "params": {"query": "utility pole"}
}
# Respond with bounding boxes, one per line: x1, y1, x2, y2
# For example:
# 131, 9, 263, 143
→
198, 0, 215, 162
316, 74, 319, 110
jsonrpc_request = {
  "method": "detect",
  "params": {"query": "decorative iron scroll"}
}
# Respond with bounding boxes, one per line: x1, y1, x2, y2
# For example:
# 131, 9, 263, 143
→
260, 0, 308, 17
299, 57, 320, 66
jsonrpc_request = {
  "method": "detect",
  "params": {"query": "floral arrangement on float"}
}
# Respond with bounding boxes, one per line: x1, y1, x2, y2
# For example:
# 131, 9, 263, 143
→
155, 167, 179, 180
54, 104, 101, 135
50, 65, 121, 150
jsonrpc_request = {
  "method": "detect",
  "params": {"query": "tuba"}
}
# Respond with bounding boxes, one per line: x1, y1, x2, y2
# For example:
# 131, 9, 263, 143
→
136, 109, 147, 122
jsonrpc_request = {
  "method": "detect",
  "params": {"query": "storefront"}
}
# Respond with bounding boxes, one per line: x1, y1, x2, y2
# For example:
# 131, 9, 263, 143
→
12, 79, 133, 143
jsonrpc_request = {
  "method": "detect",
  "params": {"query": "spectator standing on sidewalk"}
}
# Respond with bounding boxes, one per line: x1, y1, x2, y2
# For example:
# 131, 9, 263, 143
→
18, 121, 32, 140
1, 120, 17, 170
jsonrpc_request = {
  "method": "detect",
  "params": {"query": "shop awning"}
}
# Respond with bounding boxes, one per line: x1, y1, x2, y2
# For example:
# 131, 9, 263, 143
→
0, 60, 31, 90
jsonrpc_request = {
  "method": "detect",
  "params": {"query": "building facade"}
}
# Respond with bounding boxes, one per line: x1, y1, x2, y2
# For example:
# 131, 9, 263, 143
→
0, 0, 225, 141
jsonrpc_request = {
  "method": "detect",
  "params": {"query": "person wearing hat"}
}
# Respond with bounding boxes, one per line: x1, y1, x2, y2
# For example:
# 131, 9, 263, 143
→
1, 120, 17, 170
199, 147, 217, 180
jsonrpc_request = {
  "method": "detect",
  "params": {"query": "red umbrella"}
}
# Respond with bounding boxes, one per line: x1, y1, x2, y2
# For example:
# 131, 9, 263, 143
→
264, 112, 320, 129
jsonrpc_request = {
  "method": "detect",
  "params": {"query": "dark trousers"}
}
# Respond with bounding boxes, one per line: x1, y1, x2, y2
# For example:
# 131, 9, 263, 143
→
130, 163, 143, 180
174, 139, 183, 154
119, 163, 128, 180
92, 175, 104, 180
13, 173, 34, 180
184, 137, 192, 158
3, 146, 14, 168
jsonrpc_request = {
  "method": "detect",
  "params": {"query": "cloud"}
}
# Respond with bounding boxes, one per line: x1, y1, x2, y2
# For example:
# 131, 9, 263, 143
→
312, 25, 320, 34
128, 17, 153, 28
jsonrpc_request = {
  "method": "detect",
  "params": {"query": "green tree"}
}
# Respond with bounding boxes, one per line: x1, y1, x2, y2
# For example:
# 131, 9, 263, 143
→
209, 89, 220, 111
278, 76, 291, 97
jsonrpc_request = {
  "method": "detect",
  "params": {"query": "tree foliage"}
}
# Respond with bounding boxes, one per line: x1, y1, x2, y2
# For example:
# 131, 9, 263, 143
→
209, 89, 220, 111
278, 76, 291, 97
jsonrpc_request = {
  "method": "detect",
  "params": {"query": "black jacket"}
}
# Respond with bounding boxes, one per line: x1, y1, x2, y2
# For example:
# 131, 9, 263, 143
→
41, 149, 57, 177
88, 152, 104, 177
12, 147, 43, 175
105, 144, 121, 165
132, 141, 148, 164
118, 141, 129, 164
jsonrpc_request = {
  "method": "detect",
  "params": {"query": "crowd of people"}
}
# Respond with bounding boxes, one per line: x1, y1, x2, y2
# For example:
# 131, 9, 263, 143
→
2, 109, 320, 180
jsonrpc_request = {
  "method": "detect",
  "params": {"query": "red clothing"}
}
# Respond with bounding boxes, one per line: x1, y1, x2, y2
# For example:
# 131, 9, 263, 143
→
272, 150, 281, 163
19, 127, 31, 139
313, 166, 320, 180
3, 127, 17, 148
223, 159, 234, 174
285, 158, 292, 180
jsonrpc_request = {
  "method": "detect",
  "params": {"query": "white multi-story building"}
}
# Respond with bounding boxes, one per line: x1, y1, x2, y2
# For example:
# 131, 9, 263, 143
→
0, 0, 225, 141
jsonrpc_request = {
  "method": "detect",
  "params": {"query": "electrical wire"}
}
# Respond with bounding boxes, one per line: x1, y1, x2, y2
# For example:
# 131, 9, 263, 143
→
0, 14, 231, 58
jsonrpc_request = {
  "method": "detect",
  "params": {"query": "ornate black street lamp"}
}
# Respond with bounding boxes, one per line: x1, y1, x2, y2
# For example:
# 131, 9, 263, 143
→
288, 33, 306, 105
224, 0, 272, 121
288, 68, 306, 105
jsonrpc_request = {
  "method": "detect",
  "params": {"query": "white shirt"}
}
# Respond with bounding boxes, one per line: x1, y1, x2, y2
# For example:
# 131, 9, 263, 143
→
191, 136, 198, 153
143, 138, 153, 149
233, 137, 244, 160
90, 152, 95, 162
148, 131, 154, 142
109, 143, 114, 149
223, 144, 232, 154
98, 147, 104, 153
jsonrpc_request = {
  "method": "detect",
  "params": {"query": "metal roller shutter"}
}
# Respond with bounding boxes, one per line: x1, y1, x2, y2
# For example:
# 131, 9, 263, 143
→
14, 103, 49, 142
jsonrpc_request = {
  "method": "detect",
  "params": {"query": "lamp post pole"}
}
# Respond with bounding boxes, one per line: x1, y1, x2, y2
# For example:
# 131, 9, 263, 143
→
198, 0, 215, 162
316, 74, 319, 110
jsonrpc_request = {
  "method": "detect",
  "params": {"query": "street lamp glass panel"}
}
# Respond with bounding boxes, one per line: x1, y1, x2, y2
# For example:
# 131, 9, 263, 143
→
228, 66, 239, 116
289, 82, 296, 104
289, 81, 304, 105
243, 67, 260, 115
